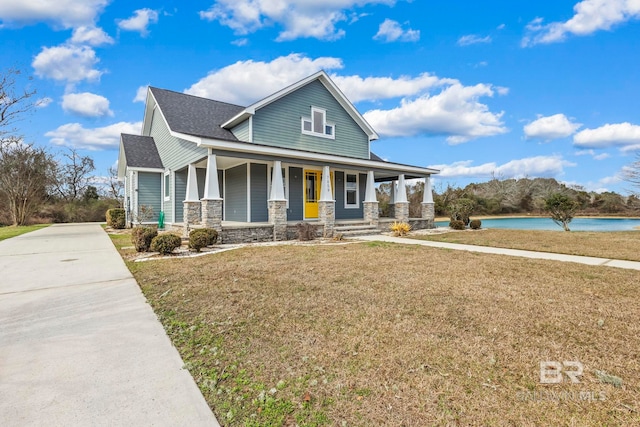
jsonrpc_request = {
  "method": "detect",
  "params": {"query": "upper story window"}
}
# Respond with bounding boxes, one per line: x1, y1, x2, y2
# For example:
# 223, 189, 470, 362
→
301, 107, 335, 139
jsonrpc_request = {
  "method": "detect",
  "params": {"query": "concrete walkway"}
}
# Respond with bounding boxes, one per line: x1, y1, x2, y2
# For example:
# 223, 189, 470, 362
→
357, 234, 640, 271
0, 224, 219, 426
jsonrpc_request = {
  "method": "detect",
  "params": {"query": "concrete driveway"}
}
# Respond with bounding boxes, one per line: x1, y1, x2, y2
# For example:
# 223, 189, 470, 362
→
0, 224, 219, 426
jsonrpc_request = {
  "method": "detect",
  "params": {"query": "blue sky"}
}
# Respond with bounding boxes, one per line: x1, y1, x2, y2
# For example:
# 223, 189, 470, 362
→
2, 0, 640, 194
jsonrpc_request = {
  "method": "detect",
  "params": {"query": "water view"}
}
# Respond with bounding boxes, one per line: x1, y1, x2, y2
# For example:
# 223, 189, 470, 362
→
435, 217, 640, 232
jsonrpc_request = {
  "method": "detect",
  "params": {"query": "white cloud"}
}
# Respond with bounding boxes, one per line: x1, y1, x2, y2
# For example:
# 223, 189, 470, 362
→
523, 0, 640, 46
332, 73, 457, 103
363, 83, 507, 143
32, 44, 103, 83
373, 19, 420, 42
45, 121, 142, 150
457, 34, 491, 46
186, 53, 507, 143
36, 97, 53, 108
231, 38, 249, 46
62, 92, 113, 117
573, 122, 640, 151
575, 149, 610, 160
117, 8, 159, 36
428, 156, 575, 179
0, 0, 109, 29
185, 54, 344, 105
133, 85, 148, 103
70, 25, 114, 46
524, 113, 582, 140
199, 0, 395, 41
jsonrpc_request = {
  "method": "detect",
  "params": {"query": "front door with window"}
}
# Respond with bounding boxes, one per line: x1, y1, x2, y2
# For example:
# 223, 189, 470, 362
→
304, 170, 320, 218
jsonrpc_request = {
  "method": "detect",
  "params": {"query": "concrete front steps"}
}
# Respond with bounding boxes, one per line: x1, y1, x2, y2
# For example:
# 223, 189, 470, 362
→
334, 220, 381, 237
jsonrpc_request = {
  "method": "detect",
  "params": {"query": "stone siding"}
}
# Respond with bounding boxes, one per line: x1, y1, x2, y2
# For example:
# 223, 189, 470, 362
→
184, 201, 201, 225
268, 200, 288, 241
394, 202, 409, 222
201, 199, 223, 231
363, 201, 379, 225
318, 201, 335, 238
221, 225, 275, 244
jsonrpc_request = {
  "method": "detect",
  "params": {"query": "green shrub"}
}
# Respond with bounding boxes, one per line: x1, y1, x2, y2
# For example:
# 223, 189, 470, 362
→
449, 220, 466, 230
469, 219, 482, 230
106, 208, 126, 229
150, 233, 182, 254
189, 228, 218, 252
131, 226, 157, 252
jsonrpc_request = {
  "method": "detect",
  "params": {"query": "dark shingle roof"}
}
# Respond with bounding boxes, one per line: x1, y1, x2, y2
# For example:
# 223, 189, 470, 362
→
370, 151, 385, 162
149, 87, 244, 140
121, 134, 163, 169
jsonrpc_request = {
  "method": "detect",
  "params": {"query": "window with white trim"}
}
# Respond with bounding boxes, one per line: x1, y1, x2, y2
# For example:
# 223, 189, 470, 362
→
164, 171, 170, 201
345, 173, 358, 208
301, 107, 335, 139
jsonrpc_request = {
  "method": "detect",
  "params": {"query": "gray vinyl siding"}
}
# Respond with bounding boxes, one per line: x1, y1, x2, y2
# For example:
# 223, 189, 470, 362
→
137, 172, 162, 222
252, 80, 370, 159
149, 108, 207, 170
231, 119, 250, 142
250, 163, 268, 222
174, 169, 187, 222
196, 168, 206, 199
287, 167, 303, 221
334, 171, 365, 220
225, 164, 247, 221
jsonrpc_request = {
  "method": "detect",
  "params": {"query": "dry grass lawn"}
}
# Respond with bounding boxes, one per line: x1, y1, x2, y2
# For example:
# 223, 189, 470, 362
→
112, 233, 640, 426
413, 229, 640, 261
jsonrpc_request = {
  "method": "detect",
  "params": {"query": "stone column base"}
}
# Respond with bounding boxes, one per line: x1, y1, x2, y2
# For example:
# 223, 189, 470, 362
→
184, 201, 201, 226
363, 201, 379, 226
268, 200, 288, 241
388, 204, 395, 218
318, 200, 335, 238
421, 202, 435, 228
201, 199, 223, 232
394, 202, 409, 222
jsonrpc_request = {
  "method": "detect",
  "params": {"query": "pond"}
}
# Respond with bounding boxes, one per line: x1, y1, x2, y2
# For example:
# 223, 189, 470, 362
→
434, 217, 640, 232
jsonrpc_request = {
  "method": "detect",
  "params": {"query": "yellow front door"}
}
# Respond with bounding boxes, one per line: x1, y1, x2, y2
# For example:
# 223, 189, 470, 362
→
304, 170, 321, 218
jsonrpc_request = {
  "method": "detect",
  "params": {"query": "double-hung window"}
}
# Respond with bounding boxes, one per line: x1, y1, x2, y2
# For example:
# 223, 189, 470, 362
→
345, 173, 358, 208
301, 107, 335, 139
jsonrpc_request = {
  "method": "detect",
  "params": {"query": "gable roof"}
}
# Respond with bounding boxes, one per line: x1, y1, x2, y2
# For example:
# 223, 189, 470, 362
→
148, 87, 244, 141
120, 134, 163, 169
221, 71, 379, 141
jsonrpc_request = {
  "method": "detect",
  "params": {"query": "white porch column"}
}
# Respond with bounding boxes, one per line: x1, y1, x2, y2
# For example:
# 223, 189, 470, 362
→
422, 175, 433, 203
319, 165, 333, 202
203, 153, 221, 200
184, 163, 201, 227
185, 164, 199, 201
318, 166, 335, 237
363, 170, 379, 226
201, 152, 223, 233
268, 160, 287, 241
269, 160, 286, 201
394, 174, 409, 221
421, 175, 435, 227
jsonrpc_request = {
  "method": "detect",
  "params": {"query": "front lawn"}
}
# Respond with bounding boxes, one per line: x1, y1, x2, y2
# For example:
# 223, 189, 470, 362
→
113, 236, 640, 426
412, 229, 640, 261
0, 224, 49, 242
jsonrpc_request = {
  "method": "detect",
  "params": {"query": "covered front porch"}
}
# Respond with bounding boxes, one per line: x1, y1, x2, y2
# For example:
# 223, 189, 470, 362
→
172, 149, 436, 243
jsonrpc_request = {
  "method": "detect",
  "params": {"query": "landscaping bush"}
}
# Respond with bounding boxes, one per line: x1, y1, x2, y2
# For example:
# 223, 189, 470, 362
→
150, 233, 182, 255
469, 219, 482, 230
131, 226, 157, 252
296, 222, 316, 241
189, 228, 218, 252
106, 208, 126, 229
449, 220, 466, 230
390, 221, 411, 237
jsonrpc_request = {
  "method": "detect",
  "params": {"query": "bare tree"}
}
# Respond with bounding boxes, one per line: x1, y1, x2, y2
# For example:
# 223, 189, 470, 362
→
623, 153, 640, 195
0, 138, 57, 225
106, 166, 124, 206
55, 148, 96, 201
0, 68, 37, 136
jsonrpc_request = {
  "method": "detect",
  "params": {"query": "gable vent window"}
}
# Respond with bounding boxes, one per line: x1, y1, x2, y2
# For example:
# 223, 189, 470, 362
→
302, 107, 335, 139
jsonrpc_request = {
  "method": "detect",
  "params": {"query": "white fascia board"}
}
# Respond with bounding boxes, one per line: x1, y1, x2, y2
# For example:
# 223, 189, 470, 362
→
221, 111, 253, 129
117, 140, 127, 179
169, 129, 201, 144
142, 88, 156, 136
127, 167, 165, 173
195, 137, 439, 176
